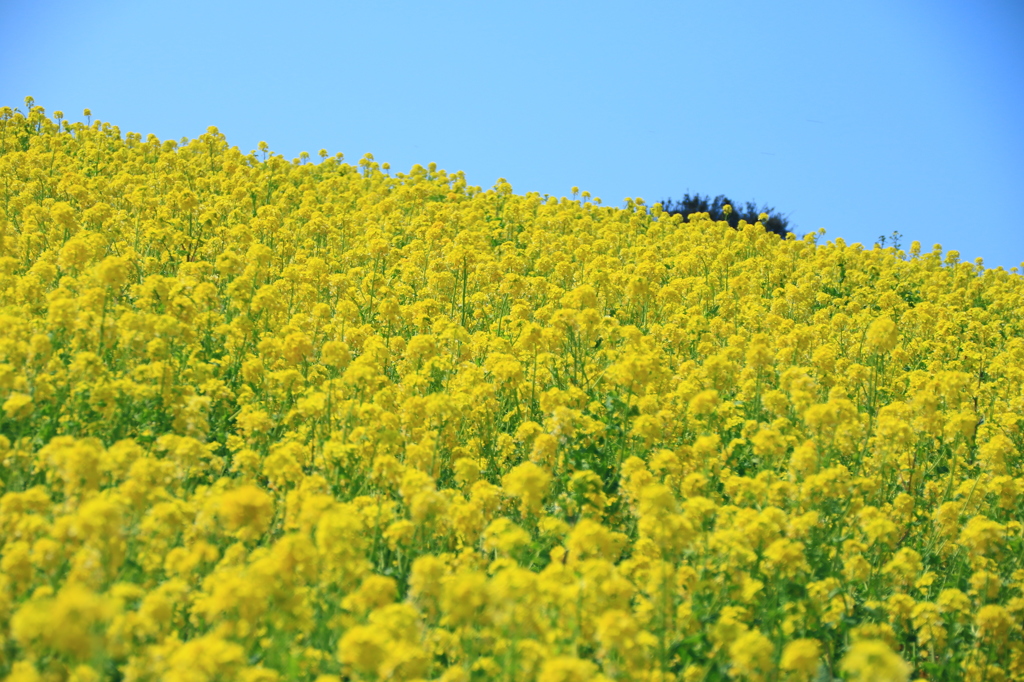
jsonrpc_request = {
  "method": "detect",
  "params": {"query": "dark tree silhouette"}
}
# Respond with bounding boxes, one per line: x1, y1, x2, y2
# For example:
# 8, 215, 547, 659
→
659, 193, 792, 238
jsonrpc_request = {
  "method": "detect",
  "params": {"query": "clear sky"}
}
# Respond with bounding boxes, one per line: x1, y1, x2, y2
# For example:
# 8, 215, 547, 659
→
2, 0, 1022, 269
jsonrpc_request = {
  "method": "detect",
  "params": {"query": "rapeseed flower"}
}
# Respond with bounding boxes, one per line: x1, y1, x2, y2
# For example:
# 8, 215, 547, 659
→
0, 102, 1021, 680
779, 638, 822, 680
840, 639, 912, 682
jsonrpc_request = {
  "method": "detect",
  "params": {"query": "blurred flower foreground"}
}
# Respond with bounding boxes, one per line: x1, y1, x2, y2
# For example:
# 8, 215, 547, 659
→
0, 101, 1022, 682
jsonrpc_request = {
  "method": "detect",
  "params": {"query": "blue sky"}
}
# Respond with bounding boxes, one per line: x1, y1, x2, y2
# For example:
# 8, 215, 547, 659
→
2, 0, 1022, 269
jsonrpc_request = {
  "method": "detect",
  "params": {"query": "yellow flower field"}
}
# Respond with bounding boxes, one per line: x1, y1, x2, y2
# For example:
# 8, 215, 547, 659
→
0, 98, 1022, 681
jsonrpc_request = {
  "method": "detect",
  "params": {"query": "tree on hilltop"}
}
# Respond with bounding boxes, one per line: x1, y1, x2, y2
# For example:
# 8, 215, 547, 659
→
658, 193, 792, 238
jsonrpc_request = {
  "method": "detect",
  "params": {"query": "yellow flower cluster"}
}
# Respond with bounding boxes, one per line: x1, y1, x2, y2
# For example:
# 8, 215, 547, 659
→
0, 98, 1022, 681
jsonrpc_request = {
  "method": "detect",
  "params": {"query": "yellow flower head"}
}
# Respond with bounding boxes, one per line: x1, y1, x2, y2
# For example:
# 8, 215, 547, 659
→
537, 656, 600, 682
502, 461, 552, 514
839, 639, 912, 682
865, 317, 898, 354
780, 638, 822, 680
958, 515, 1005, 558
219, 485, 275, 541
2, 392, 33, 420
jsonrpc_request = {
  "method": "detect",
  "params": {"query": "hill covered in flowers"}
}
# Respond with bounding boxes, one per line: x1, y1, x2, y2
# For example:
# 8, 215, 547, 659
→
0, 100, 1022, 681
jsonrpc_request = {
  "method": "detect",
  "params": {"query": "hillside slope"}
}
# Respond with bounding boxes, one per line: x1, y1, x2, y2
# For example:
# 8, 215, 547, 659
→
1, 103, 1023, 681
